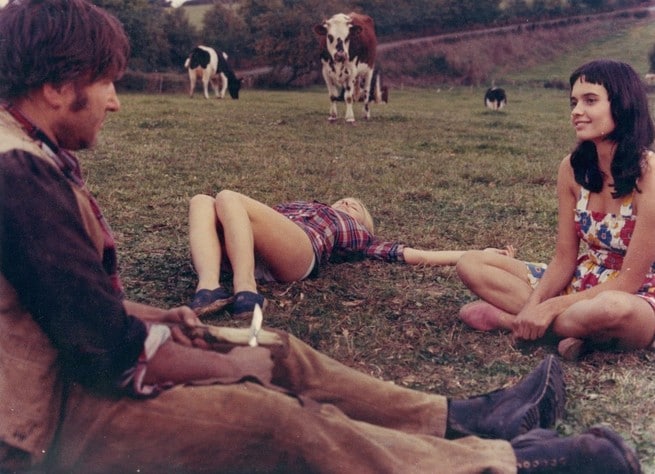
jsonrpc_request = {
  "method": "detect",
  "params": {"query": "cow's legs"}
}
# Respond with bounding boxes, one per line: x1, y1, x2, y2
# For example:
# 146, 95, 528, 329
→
329, 94, 339, 122
188, 70, 196, 97
343, 83, 356, 123
218, 73, 228, 99
361, 69, 375, 120
321, 65, 340, 122
327, 86, 340, 122
339, 74, 358, 123
209, 75, 221, 99
202, 70, 212, 100
202, 79, 210, 100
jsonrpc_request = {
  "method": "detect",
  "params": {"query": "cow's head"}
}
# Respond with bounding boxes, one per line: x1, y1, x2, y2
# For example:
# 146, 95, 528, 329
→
314, 13, 362, 63
228, 77, 242, 99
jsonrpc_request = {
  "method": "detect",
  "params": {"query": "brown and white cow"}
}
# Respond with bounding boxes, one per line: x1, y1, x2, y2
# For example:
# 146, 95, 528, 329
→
184, 45, 242, 100
314, 13, 379, 123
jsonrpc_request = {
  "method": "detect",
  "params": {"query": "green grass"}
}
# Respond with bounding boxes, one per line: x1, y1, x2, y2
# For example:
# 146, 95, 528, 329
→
81, 23, 655, 470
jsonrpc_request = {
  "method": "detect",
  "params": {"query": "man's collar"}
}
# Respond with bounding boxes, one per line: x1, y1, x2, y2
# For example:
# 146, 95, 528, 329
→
2, 102, 61, 154
2, 102, 84, 186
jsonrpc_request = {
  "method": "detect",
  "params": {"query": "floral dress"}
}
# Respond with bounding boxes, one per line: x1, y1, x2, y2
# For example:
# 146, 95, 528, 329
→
526, 187, 655, 307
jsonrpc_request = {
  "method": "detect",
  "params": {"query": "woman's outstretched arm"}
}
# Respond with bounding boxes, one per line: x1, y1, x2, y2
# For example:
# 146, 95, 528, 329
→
402, 245, 515, 266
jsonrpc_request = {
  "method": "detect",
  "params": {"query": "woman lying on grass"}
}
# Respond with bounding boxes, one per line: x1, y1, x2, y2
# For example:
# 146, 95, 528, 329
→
187, 190, 513, 318
456, 59, 655, 361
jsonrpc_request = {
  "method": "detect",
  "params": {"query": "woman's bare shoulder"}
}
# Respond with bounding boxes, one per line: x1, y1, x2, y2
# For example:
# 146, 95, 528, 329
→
556, 154, 577, 189
635, 151, 655, 205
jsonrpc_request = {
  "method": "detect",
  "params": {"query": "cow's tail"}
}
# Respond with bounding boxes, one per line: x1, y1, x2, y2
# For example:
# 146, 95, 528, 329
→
370, 68, 388, 104
184, 57, 190, 69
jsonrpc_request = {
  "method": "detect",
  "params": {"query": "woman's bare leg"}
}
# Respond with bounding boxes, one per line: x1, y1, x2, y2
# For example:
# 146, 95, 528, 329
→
189, 194, 224, 291
456, 250, 535, 330
457, 250, 534, 313
214, 190, 315, 293
553, 291, 655, 350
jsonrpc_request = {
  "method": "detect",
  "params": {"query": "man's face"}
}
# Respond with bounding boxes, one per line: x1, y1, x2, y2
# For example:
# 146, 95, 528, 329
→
53, 78, 120, 150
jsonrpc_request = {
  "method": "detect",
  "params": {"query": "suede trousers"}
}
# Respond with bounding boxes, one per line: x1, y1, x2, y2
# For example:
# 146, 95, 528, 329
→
45, 334, 516, 474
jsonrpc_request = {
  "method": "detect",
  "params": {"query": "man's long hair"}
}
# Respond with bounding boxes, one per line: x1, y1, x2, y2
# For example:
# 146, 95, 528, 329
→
569, 59, 654, 198
0, 0, 130, 100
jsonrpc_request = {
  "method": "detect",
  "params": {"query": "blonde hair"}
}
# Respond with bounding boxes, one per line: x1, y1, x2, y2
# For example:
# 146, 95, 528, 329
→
352, 198, 375, 235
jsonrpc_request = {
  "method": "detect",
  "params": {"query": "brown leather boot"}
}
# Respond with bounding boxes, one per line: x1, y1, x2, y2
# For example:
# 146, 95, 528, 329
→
446, 355, 565, 440
511, 425, 641, 473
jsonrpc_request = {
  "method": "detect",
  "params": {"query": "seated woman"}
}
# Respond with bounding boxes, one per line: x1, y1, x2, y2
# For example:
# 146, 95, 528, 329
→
188, 190, 513, 318
456, 59, 655, 361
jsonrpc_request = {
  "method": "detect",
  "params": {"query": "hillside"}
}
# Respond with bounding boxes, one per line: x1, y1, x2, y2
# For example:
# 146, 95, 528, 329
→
117, 7, 654, 93
376, 8, 654, 87
242, 8, 654, 89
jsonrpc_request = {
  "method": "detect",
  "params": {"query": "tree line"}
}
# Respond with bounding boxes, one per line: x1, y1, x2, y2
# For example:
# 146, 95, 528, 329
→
92, 0, 652, 82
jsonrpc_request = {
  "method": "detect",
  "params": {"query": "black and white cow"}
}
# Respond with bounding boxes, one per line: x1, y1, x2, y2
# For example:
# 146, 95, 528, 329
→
314, 12, 380, 123
484, 87, 507, 110
184, 45, 242, 99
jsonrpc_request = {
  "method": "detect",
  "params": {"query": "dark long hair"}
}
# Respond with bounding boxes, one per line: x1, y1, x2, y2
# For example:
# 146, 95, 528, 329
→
0, 0, 130, 100
569, 60, 655, 197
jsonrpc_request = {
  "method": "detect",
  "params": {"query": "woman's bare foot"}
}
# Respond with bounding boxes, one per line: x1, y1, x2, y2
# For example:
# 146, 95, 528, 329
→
459, 300, 508, 331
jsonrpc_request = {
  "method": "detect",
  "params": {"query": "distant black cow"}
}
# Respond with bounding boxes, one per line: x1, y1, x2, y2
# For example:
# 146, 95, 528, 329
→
484, 87, 507, 110
184, 45, 242, 99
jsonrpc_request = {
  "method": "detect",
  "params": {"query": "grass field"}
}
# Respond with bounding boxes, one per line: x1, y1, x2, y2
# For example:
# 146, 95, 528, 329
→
81, 19, 655, 471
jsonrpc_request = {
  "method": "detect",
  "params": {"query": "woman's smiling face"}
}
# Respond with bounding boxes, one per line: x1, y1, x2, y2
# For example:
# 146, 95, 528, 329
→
569, 77, 615, 144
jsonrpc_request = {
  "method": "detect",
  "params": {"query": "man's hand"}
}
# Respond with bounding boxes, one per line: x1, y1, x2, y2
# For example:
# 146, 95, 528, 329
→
124, 300, 201, 327
163, 305, 201, 326
166, 306, 205, 347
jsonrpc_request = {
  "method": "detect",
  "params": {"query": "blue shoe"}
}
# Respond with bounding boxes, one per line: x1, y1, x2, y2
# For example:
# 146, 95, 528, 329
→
189, 287, 233, 316
232, 291, 267, 319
